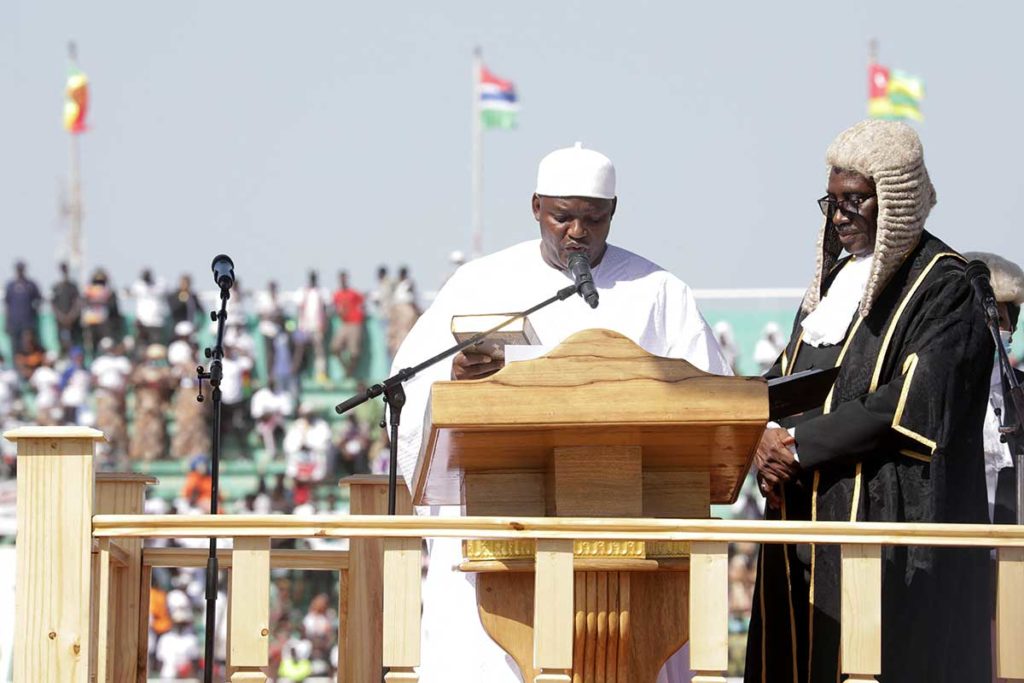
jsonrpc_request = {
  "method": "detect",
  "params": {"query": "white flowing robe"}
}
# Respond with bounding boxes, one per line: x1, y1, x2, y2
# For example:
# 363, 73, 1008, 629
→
390, 239, 730, 682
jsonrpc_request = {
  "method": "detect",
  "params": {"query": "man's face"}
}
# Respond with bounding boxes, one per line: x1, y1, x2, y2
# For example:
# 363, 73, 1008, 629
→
826, 169, 878, 258
532, 194, 616, 270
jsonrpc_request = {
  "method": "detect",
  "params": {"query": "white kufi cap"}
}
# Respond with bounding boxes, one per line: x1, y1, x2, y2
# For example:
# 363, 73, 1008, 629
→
535, 142, 616, 199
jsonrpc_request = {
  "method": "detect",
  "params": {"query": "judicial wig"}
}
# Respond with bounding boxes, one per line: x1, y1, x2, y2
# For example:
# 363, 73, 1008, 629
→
802, 120, 937, 318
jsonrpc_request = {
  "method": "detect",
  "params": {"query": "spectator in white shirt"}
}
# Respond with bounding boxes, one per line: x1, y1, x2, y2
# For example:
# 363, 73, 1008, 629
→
129, 268, 169, 348
292, 270, 329, 383
59, 346, 91, 425
29, 353, 61, 426
251, 379, 294, 459
220, 345, 254, 455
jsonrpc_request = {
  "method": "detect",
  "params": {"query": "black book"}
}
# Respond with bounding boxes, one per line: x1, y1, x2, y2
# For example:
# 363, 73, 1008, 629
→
767, 367, 841, 421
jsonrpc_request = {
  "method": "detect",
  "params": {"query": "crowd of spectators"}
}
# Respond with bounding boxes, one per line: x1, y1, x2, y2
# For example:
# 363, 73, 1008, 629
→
0, 260, 422, 481
1, 259, 427, 679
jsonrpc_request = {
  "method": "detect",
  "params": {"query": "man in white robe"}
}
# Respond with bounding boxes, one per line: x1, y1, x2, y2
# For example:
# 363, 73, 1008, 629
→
391, 142, 730, 682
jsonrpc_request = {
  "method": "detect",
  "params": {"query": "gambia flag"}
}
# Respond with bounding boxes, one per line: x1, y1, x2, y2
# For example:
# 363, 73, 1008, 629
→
868, 63, 923, 122
479, 65, 518, 130
64, 65, 89, 133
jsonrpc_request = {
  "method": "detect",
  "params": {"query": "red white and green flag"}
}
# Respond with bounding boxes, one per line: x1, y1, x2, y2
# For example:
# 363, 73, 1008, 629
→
479, 65, 518, 130
63, 65, 89, 133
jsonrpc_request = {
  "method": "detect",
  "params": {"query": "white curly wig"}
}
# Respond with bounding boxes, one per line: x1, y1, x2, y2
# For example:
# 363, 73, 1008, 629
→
961, 251, 1024, 305
802, 120, 937, 318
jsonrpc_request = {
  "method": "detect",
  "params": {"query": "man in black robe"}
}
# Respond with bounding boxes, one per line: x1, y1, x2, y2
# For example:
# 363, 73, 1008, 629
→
744, 120, 993, 682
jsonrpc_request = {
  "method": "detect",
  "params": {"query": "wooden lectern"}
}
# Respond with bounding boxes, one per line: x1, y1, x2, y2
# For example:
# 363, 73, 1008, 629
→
411, 329, 767, 682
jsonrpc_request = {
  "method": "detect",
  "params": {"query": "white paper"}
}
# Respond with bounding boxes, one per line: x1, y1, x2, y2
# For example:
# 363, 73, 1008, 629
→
503, 344, 555, 363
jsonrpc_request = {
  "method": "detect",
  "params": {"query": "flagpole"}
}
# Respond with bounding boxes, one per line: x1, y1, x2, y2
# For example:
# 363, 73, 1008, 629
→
471, 46, 483, 258
69, 129, 83, 281
67, 41, 84, 282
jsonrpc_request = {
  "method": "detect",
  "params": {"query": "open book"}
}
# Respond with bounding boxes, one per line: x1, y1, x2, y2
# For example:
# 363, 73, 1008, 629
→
450, 313, 541, 361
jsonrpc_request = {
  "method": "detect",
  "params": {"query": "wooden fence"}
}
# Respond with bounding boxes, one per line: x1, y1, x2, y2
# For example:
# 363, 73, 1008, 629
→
7, 427, 1024, 682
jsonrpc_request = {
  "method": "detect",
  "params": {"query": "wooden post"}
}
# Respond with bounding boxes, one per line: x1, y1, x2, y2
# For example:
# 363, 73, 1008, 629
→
689, 541, 728, 683
136, 564, 153, 683
337, 568, 349, 683
382, 538, 421, 682
229, 537, 271, 682
997, 547, 1024, 680
94, 473, 156, 683
534, 539, 573, 683
340, 474, 412, 683
6, 426, 104, 683
93, 538, 112, 683
840, 544, 881, 682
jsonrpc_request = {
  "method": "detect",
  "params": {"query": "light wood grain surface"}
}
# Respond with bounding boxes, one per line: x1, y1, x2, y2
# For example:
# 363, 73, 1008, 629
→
414, 329, 767, 506
92, 513, 1024, 547
840, 544, 881, 678
14, 434, 96, 683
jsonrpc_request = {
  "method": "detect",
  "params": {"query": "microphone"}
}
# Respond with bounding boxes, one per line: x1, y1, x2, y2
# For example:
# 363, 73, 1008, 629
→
965, 259, 1000, 323
567, 253, 599, 309
211, 254, 235, 290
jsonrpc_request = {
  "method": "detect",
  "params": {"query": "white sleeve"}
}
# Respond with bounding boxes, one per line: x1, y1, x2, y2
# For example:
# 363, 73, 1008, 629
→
389, 271, 466, 489
661, 280, 732, 376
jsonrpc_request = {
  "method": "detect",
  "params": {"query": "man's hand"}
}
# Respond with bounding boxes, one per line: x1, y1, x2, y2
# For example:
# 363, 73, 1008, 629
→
451, 350, 503, 380
757, 472, 784, 510
754, 427, 800, 507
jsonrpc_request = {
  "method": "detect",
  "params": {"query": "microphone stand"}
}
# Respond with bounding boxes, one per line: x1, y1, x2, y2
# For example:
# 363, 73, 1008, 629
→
196, 283, 231, 682
336, 282, 579, 515
979, 300, 1024, 525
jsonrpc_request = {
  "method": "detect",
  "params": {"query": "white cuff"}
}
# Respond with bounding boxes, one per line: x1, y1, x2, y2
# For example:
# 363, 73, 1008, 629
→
766, 421, 799, 463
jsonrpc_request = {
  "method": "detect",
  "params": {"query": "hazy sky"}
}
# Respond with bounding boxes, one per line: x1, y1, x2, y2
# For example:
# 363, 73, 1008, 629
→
3, 1, 1022, 295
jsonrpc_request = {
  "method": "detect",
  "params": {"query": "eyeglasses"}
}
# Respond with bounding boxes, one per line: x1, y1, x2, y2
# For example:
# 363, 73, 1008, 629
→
817, 194, 876, 217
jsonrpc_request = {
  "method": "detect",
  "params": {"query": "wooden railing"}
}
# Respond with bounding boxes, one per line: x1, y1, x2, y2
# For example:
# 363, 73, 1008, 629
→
8, 427, 1024, 682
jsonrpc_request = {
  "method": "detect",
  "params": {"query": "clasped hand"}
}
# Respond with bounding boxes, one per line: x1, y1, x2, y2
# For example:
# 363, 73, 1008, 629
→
754, 427, 800, 510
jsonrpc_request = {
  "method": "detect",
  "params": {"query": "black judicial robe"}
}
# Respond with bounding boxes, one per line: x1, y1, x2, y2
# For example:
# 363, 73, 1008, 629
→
744, 232, 994, 683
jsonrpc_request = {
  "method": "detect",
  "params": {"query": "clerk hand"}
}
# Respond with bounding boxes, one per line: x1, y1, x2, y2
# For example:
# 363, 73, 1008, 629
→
451, 350, 503, 380
754, 427, 800, 507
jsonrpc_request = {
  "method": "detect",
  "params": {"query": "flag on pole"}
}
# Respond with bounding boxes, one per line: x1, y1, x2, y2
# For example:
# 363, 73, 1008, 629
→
479, 65, 518, 129
63, 65, 89, 133
868, 63, 923, 122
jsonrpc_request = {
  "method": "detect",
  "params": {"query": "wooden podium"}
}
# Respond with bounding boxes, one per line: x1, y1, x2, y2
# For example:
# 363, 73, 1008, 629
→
411, 329, 767, 682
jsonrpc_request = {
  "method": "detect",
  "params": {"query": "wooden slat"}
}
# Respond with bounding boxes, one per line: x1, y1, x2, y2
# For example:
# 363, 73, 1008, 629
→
534, 539, 574, 682
997, 546, 1024, 679
595, 571, 607, 683
136, 564, 152, 682
93, 514, 1024, 548
337, 568, 348, 683
95, 470, 155, 681
94, 539, 111, 683
142, 547, 349, 570
229, 537, 270, 668
573, 572, 586, 683
840, 544, 881, 679
382, 538, 421, 671
584, 572, 596, 682
616, 574, 629, 683
689, 541, 727, 683
13, 432, 97, 683
343, 476, 413, 683
606, 572, 619, 683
